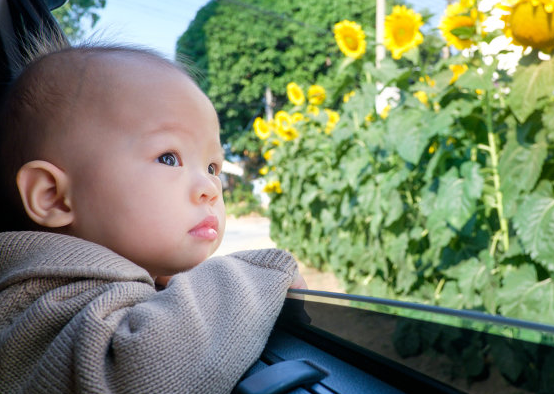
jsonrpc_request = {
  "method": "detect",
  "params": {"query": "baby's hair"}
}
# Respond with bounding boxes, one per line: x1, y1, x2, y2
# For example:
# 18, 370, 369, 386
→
0, 33, 195, 231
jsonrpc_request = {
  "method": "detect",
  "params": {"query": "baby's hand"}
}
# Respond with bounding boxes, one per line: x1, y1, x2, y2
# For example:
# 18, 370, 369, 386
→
290, 270, 307, 290
155, 275, 172, 289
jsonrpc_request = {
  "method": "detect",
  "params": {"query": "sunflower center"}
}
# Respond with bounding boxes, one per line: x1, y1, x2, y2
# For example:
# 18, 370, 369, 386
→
393, 20, 415, 45
344, 31, 359, 50
510, 2, 554, 49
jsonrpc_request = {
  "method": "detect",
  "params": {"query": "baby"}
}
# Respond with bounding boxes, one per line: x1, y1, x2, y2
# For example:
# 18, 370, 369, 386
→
0, 42, 303, 393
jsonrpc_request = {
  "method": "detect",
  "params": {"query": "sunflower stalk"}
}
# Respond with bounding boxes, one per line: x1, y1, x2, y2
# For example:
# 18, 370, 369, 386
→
484, 90, 509, 254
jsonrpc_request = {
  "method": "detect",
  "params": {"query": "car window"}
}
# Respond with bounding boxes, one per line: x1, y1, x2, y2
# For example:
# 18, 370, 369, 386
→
72, 0, 554, 340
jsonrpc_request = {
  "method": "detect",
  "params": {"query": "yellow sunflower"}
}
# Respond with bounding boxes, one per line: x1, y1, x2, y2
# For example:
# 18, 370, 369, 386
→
413, 91, 429, 106
259, 166, 269, 175
439, 2, 484, 50
286, 82, 305, 105
449, 64, 468, 84
307, 105, 320, 116
253, 117, 271, 140
380, 104, 391, 119
308, 85, 326, 105
291, 112, 304, 123
275, 111, 292, 130
263, 180, 282, 194
324, 109, 340, 134
277, 126, 299, 141
343, 90, 356, 103
334, 20, 367, 59
498, 0, 554, 51
384, 6, 424, 60
263, 149, 275, 161
419, 75, 436, 87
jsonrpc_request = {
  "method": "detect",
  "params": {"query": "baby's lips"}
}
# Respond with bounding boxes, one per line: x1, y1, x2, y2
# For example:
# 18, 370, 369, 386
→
188, 215, 219, 240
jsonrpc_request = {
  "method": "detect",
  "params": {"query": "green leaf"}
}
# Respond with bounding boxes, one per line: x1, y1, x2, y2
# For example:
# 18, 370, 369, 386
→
444, 258, 488, 308
386, 108, 426, 164
383, 189, 404, 226
507, 57, 554, 122
456, 64, 495, 91
499, 129, 547, 218
497, 264, 554, 323
449, 26, 475, 40
513, 188, 554, 273
430, 164, 483, 230
368, 57, 400, 85
438, 281, 465, 309
401, 46, 419, 65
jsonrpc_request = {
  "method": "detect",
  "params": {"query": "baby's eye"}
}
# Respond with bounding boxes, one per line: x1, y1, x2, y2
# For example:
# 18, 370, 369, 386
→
156, 152, 180, 167
208, 163, 218, 175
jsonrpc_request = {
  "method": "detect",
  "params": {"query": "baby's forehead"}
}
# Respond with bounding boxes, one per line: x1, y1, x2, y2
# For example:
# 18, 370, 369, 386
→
16, 47, 199, 151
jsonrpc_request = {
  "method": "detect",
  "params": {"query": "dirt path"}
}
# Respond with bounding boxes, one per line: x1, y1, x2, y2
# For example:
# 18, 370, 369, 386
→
214, 216, 344, 293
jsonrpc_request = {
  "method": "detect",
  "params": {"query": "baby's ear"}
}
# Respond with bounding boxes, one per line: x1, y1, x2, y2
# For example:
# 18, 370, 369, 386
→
16, 160, 74, 228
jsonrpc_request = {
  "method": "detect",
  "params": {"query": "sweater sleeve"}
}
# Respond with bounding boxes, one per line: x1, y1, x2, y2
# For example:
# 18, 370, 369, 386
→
71, 249, 297, 394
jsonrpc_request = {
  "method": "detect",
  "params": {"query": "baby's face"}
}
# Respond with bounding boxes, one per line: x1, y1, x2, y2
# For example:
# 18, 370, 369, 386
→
59, 54, 225, 276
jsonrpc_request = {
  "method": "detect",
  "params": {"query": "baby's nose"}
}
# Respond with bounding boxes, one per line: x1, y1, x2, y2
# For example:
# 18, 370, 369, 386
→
192, 174, 219, 205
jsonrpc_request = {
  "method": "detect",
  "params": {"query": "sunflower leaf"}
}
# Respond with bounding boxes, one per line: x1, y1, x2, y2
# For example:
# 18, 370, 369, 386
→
499, 129, 547, 218
450, 26, 475, 40
513, 185, 554, 274
507, 57, 554, 122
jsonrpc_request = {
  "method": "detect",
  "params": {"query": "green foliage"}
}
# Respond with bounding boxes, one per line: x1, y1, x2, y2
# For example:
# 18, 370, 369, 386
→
176, 0, 384, 145
52, 0, 106, 41
223, 181, 264, 217
259, 10, 554, 327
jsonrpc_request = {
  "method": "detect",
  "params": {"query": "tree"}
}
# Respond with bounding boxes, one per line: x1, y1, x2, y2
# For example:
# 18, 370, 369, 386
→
52, 0, 107, 41
176, 0, 378, 145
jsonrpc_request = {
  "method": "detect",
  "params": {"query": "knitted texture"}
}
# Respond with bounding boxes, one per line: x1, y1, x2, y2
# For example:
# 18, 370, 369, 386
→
0, 232, 297, 393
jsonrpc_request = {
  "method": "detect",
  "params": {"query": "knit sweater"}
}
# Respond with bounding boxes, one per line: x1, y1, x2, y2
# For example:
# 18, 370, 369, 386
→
0, 231, 297, 393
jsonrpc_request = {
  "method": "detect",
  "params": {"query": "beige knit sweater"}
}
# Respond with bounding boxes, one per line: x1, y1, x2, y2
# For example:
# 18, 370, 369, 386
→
0, 231, 297, 393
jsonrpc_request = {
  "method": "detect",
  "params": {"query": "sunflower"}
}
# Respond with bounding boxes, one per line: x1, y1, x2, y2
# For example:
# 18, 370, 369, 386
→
413, 91, 429, 106
439, 2, 484, 50
307, 105, 320, 116
449, 64, 468, 84
253, 117, 271, 140
498, 0, 554, 51
286, 82, 305, 105
277, 126, 299, 141
380, 104, 391, 119
343, 90, 356, 103
259, 166, 269, 175
308, 85, 326, 105
324, 109, 340, 134
334, 20, 367, 59
384, 6, 424, 60
419, 75, 436, 87
275, 111, 292, 130
263, 149, 275, 161
291, 112, 304, 123
263, 180, 282, 194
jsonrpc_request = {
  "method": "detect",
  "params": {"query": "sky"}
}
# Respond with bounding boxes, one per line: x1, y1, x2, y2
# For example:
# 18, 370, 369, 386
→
86, 0, 210, 60
86, 0, 447, 61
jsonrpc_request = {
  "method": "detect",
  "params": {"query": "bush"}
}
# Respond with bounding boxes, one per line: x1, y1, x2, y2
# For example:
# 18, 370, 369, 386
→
224, 181, 265, 217
255, 2, 554, 325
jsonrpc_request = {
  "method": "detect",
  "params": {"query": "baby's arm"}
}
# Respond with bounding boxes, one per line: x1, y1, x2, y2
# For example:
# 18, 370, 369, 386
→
76, 249, 297, 393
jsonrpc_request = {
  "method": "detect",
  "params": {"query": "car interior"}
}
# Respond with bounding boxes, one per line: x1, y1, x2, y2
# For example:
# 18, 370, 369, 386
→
2, 1, 554, 393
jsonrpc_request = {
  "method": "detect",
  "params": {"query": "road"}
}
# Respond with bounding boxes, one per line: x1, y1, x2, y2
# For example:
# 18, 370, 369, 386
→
214, 216, 344, 293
